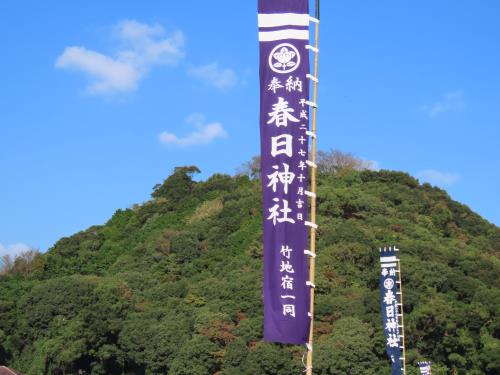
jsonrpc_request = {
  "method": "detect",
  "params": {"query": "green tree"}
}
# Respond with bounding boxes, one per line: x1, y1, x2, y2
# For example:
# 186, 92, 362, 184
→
1, 167, 499, 374
168, 335, 219, 375
151, 166, 200, 201
315, 317, 381, 374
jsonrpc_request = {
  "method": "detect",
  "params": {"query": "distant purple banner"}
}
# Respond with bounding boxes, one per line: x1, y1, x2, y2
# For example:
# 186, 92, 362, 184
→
258, 0, 311, 344
418, 362, 432, 375
380, 247, 403, 374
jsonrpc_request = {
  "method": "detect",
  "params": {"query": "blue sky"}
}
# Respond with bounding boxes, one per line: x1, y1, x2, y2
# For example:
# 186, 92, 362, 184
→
1, 0, 499, 255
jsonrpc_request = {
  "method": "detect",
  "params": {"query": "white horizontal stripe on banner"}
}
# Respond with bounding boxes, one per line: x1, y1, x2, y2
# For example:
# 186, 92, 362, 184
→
259, 29, 309, 42
380, 262, 397, 268
380, 256, 398, 262
258, 13, 310, 28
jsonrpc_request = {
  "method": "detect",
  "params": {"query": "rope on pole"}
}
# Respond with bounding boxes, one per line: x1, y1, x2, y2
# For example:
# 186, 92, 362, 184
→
397, 252, 407, 374
305, 1, 320, 373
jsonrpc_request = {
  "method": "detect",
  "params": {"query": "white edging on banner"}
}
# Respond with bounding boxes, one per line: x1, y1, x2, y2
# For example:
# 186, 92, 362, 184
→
258, 13, 310, 28
259, 29, 309, 42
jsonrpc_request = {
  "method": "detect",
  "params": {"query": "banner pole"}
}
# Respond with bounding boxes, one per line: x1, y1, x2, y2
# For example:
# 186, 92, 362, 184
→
397, 257, 407, 374
306, 1, 320, 374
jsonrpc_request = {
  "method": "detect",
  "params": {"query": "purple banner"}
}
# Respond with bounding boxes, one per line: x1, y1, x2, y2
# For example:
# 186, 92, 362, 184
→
418, 362, 432, 375
379, 247, 403, 374
258, 0, 311, 344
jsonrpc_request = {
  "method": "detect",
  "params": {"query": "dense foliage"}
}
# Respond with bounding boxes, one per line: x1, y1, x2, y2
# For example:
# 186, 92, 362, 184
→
1, 167, 499, 374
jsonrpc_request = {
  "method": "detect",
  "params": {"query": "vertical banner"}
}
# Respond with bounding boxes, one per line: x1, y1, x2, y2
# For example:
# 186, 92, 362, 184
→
379, 247, 404, 374
258, 0, 311, 344
418, 362, 432, 375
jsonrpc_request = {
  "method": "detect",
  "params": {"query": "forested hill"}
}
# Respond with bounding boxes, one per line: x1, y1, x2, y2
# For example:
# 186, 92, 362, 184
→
1, 166, 499, 375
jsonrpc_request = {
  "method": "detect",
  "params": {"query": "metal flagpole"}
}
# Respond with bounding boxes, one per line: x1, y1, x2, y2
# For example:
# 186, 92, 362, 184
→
396, 252, 407, 374
306, 1, 320, 374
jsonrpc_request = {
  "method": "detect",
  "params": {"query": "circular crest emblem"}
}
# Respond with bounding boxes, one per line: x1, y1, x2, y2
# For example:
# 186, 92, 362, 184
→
384, 278, 394, 290
268, 43, 301, 74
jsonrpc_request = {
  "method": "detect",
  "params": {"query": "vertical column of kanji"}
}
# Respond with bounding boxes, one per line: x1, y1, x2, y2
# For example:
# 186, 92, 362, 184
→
258, 0, 311, 345
379, 246, 404, 374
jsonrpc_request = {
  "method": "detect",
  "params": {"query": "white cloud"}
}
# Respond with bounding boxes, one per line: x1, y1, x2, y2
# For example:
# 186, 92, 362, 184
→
56, 20, 185, 94
56, 47, 139, 94
188, 63, 238, 89
114, 20, 185, 68
0, 242, 31, 259
417, 169, 460, 186
159, 114, 228, 147
422, 91, 464, 118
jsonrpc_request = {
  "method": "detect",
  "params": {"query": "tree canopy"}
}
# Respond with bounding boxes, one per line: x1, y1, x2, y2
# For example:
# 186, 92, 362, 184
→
1, 165, 499, 374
